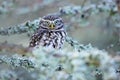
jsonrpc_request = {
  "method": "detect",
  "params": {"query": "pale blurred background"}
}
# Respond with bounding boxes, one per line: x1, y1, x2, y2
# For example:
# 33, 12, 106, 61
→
0, 0, 119, 54
0, 0, 120, 80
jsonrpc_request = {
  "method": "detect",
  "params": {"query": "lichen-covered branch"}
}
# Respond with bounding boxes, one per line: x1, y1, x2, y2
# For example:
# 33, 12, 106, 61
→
0, 0, 119, 36
0, 18, 40, 35
0, 45, 117, 80
0, 54, 64, 72
59, 0, 117, 17
0, 0, 15, 14
0, 0, 61, 15
0, 55, 36, 70
94, 69, 103, 80
65, 36, 92, 52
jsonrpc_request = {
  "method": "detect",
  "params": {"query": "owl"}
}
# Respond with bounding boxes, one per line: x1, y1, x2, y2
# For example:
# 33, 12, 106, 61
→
29, 14, 66, 49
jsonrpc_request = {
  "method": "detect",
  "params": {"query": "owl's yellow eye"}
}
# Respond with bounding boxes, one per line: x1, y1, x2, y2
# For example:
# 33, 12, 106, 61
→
44, 21, 50, 26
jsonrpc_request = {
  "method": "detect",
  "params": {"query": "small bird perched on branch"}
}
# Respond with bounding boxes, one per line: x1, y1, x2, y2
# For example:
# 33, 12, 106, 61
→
29, 14, 66, 49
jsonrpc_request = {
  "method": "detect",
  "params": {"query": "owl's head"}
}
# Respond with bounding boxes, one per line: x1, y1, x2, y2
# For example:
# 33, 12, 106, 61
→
39, 14, 64, 30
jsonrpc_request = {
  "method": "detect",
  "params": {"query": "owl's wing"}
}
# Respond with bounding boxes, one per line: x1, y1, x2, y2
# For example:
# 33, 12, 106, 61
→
29, 30, 45, 47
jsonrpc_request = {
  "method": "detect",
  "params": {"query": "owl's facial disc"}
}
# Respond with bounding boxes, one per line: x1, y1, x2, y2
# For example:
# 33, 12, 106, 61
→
40, 17, 64, 30
40, 19, 56, 30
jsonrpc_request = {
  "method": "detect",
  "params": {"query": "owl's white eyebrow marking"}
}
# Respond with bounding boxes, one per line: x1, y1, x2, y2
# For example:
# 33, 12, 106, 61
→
41, 19, 50, 22
41, 19, 54, 24
40, 18, 63, 25
53, 18, 62, 22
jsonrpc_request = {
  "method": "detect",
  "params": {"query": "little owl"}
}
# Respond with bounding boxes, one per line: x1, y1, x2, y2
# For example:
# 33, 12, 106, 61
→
29, 14, 66, 49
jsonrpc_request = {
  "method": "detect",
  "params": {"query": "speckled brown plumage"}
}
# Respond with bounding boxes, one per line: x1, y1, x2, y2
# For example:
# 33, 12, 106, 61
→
29, 14, 66, 49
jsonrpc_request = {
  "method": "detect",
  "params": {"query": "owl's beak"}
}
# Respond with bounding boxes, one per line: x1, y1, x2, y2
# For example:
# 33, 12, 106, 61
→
49, 23, 55, 29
